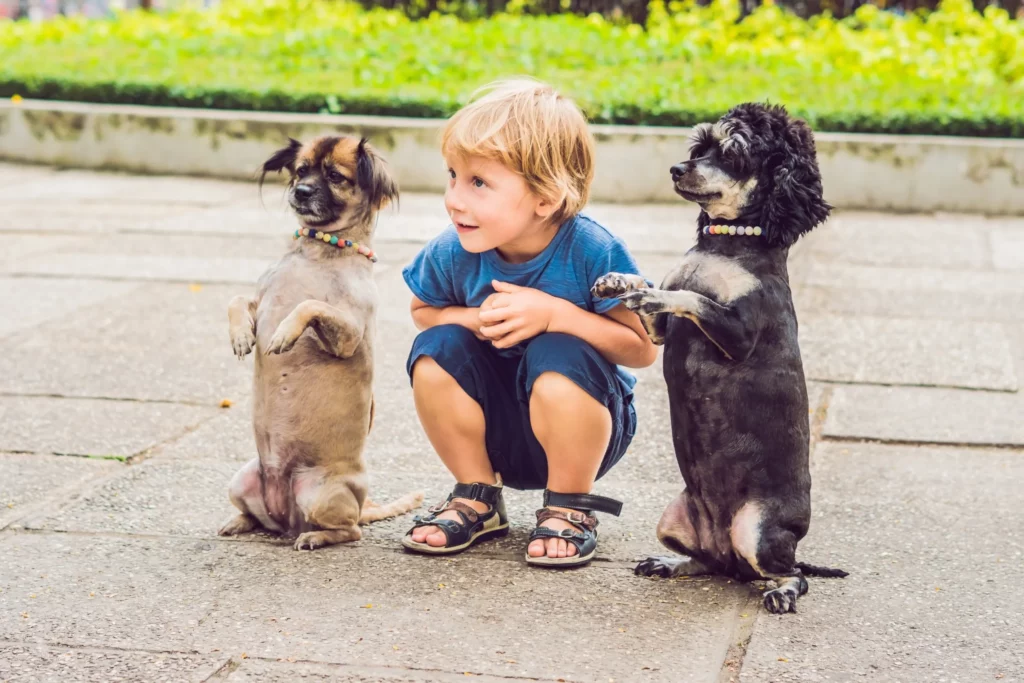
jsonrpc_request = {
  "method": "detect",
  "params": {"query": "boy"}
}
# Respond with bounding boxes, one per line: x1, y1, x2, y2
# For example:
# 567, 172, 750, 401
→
401, 78, 656, 568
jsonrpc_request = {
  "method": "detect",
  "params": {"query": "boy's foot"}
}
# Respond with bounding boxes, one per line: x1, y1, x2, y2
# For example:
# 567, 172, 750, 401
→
410, 497, 490, 547
525, 491, 623, 568
527, 506, 584, 559
402, 482, 509, 555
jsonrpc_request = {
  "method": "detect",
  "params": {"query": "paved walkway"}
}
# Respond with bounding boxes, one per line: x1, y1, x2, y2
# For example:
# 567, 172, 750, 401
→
1, 162, 1022, 683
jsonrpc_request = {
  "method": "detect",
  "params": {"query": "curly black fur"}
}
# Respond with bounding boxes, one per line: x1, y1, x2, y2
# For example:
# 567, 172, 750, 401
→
690, 103, 832, 248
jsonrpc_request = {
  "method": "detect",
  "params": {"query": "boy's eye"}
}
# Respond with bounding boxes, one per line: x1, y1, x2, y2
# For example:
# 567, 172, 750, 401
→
472, 177, 485, 188
448, 168, 456, 179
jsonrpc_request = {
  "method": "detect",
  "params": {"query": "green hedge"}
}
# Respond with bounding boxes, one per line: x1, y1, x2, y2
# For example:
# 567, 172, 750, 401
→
1, 0, 1022, 137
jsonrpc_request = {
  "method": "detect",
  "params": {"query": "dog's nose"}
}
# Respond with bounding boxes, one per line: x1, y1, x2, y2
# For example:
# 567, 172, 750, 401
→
294, 184, 315, 200
670, 163, 688, 180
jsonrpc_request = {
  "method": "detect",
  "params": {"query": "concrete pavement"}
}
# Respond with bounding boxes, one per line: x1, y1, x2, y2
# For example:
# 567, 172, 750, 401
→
1, 162, 1022, 682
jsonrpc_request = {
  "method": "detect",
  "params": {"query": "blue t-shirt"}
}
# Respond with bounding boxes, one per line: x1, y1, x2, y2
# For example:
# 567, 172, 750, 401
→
401, 213, 648, 393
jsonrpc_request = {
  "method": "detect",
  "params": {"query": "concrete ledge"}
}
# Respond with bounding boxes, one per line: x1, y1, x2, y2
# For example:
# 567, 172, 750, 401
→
2, 99, 1023, 214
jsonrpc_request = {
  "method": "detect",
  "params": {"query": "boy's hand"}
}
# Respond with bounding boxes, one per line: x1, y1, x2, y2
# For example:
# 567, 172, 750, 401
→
478, 280, 562, 349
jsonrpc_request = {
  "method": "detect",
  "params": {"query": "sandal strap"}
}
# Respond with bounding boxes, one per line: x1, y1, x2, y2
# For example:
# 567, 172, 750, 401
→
529, 526, 587, 543
543, 490, 623, 517
536, 507, 597, 531
453, 481, 503, 505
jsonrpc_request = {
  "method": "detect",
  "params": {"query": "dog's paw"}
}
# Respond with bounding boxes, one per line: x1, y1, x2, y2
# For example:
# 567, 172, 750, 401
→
618, 290, 666, 316
762, 587, 798, 614
218, 514, 257, 537
592, 272, 647, 299
634, 556, 681, 578
294, 532, 328, 551
265, 319, 303, 356
230, 326, 256, 360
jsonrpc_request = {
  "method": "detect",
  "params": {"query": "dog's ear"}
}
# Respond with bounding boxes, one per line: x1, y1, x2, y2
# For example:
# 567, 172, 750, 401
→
758, 118, 832, 248
356, 138, 399, 210
258, 138, 302, 191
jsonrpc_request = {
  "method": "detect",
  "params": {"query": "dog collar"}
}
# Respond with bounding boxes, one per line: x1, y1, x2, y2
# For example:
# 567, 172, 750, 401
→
293, 227, 378, 263
704, 225, 763, 237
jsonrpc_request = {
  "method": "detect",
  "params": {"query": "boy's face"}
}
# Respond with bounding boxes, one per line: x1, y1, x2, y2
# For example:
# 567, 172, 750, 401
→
444, 154, 554, 255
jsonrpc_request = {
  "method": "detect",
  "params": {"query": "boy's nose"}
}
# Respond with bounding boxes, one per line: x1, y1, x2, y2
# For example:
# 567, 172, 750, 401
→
444, 187, 466, 214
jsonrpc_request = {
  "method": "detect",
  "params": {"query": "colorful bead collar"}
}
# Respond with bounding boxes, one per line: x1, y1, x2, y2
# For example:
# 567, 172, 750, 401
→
293, 227, 378, 263
704, 225, 763, 237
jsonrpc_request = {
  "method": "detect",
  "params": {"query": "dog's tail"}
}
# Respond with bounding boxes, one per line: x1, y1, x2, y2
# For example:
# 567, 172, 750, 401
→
359, 491, 425, 525
796, 561, 849, 578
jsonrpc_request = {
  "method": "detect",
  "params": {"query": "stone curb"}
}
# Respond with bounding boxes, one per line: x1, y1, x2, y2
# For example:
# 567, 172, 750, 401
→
2, 99, 1023, 214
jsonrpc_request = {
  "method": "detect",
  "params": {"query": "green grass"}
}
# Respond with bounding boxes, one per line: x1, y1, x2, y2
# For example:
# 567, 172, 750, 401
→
1, 0, 1022, 136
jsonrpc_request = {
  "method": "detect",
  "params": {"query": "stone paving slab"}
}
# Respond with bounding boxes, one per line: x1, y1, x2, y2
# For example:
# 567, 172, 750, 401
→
1, 233, 287, 285
0, 453, 119, 528
0, 170, 252, 206
0, 396, 216, 458
823, 384, 1024, 446
991, 228, 1024, 271
3, 204, 195, 234
0, 235, 97, 270
0, 532, 744, 683
22, 456, 683, 566
222, 659, 542, 682
808, 214, 992, 269
799, 314, 1017, 391
0, 283, 254, 404
741, 441, 1024, 682
0, 277, 142, 340
0, 645, 226, 683
797, 261, 1024, 323
0, 161, 57, 184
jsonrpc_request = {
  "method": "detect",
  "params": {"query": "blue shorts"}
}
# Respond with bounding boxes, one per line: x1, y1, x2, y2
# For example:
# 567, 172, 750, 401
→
406, 325, 637, 490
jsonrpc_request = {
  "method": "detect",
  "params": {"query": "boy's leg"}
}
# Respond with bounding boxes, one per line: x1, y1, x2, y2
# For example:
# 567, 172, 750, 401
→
407, 325, 517, 548
519, 333, 635, 559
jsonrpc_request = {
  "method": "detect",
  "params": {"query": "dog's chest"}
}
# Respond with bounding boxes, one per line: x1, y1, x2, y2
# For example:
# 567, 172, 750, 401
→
662, 251, 759, 304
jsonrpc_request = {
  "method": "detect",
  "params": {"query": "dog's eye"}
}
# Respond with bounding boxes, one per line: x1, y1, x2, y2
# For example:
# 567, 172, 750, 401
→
327, 170, 346, 184
295, 166, 309, 178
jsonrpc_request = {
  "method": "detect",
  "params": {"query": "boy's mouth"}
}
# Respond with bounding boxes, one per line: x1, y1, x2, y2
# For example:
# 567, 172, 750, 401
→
455, 222, 479, 234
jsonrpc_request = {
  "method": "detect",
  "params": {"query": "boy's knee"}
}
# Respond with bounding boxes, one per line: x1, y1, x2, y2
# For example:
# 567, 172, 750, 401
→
407, 324, 479, 385
411, 355, 452, 390
531, 371, 593, 408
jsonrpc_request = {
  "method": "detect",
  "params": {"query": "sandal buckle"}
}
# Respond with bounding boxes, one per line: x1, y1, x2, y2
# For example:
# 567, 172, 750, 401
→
565, 510, 587, 525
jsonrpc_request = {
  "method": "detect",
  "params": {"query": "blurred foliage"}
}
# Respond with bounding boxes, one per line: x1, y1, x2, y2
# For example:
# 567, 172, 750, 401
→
1, 0, 1022, 136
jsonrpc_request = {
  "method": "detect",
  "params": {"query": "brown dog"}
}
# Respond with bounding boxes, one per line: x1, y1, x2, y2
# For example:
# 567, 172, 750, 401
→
219, 135, 422, 550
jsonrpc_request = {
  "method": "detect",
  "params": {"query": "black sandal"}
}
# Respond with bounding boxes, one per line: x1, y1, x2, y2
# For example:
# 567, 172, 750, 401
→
525, 490, 623, 568
401, 481, 508, 555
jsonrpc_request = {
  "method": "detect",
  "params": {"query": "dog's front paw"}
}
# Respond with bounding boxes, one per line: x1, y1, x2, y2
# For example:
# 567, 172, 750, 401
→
265, 317, 305, 356
635, 555, 681, 578
618, 290, 666, 316
762, 587, 798, 614
230, 326, 256, 360
592, 272, 648, 299
218, 513, 257, 537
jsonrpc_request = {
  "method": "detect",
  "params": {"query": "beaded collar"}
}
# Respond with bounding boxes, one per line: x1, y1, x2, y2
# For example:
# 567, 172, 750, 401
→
293, 226, 378, 263
704, 225, 763, 237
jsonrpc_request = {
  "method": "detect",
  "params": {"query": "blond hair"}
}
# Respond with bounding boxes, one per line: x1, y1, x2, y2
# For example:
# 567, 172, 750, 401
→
441, 78, 595, 227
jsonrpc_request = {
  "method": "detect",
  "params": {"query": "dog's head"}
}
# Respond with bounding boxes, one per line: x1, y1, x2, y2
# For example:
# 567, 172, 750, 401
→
259, 135, 398, 231
671, 103, 831, 248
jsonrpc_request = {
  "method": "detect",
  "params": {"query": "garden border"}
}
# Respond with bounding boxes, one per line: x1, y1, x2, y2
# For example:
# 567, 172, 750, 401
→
2, 99, 1022, 214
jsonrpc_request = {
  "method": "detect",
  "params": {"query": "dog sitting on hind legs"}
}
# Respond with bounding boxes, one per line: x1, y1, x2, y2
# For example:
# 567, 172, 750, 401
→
593, 103, 847, 613
219, 135, 423, 550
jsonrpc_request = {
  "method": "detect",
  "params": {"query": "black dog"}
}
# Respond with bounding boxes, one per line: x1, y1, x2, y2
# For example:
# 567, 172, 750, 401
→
593, 103, 845, 614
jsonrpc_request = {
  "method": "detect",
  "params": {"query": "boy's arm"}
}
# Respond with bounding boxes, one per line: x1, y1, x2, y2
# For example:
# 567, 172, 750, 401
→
547, 299, 658, 369
410, 295, 488, 341
478, 282, 657, 368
